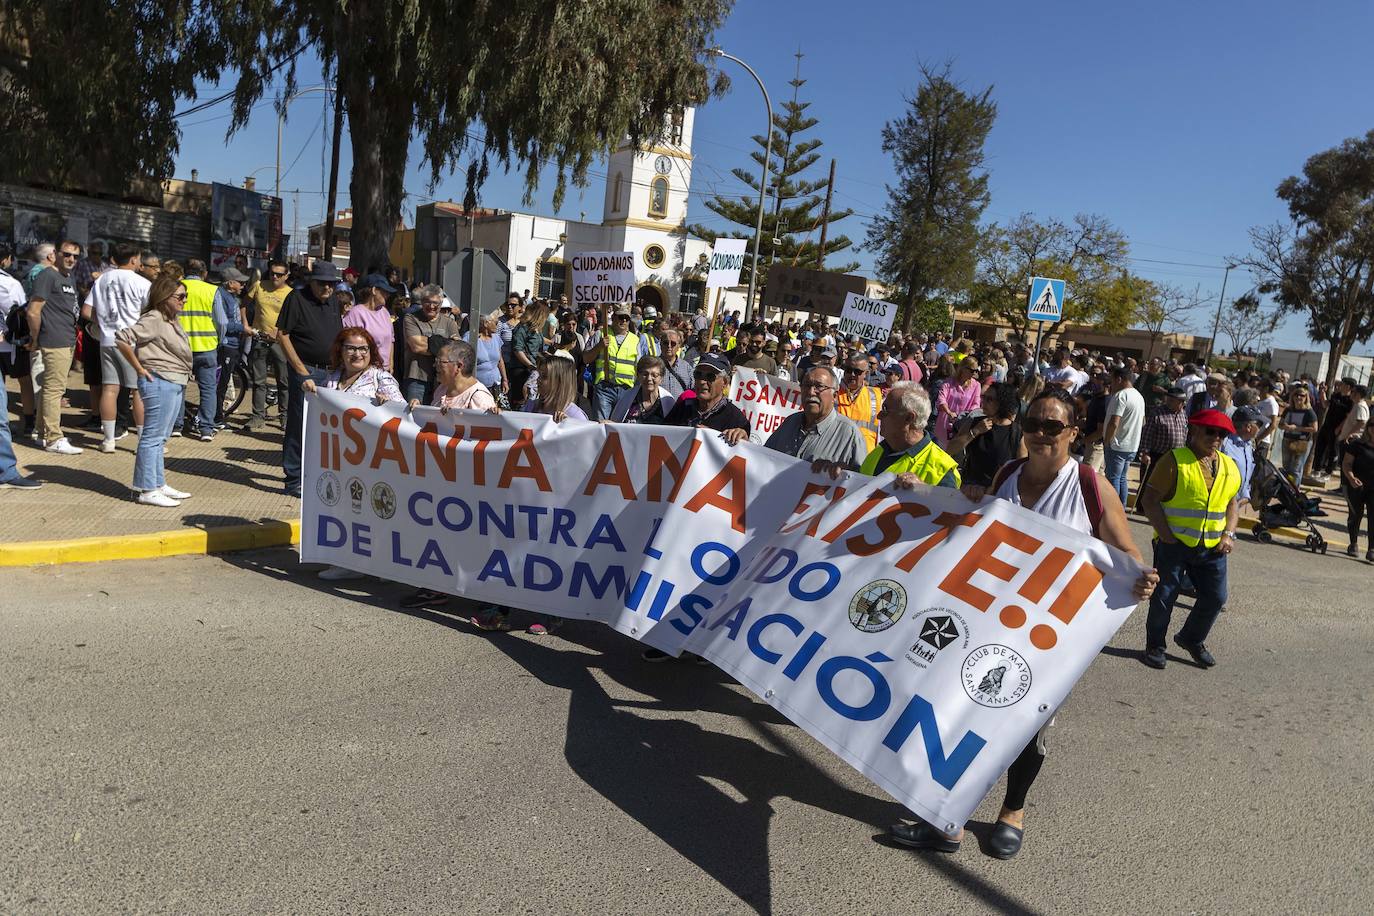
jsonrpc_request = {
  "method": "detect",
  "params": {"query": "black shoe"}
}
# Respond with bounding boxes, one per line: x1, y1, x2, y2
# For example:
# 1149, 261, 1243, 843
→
1174, 636, 1216, 668
641, 647, 674, 663
1143, 646, 1167, 669
1348, 544, 1359, 558
986, 821, 1024, 859
890, 821, 960, 853
400, 588, 449, 609
1366, 549, 1374, 563
0, 476, 42, 490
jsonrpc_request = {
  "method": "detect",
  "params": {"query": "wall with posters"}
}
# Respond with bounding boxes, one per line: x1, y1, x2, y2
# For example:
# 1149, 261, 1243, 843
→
0, 181, 210, 267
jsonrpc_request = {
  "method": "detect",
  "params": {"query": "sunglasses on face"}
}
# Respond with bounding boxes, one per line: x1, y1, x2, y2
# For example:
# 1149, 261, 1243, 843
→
1197, 426, 1227, 437
270, 271, 288, 278
170, 292, 188, 302
844, 367, 866, 375
1022, 416, 1072, 436
693, 369, 721, 383
60, 251, 79, 259
342, 344, 370, 355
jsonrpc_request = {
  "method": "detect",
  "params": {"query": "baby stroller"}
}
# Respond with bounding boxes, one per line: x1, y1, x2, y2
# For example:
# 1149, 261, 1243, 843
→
1250, 451, 1327, 553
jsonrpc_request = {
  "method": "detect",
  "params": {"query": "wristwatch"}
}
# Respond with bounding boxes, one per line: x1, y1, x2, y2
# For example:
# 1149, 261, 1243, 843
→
1223, 530, 1236, 539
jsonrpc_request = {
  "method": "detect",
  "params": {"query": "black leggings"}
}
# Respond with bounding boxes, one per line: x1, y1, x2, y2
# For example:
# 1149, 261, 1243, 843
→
1346, 485, 1374, 547
1003, 739, 1045, 812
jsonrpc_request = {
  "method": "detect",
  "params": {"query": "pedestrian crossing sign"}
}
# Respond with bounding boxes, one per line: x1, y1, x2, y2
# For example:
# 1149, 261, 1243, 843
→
1027, 276, 1065, 322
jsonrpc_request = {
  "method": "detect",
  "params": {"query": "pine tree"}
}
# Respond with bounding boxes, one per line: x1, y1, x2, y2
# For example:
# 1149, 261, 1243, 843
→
688, 52, 857, 294
867, 63, 996, 334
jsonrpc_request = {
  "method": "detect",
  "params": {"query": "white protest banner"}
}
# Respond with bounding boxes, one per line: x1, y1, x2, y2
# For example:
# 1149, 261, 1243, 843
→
837, 291, 898, 343
302, 390, 1141, 831
706, 238, 749, 289
729, 367, 801, 443
571, 251, 636, 306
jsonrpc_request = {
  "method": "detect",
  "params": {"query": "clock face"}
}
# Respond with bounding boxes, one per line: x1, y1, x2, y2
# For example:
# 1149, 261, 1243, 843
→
654, 155, 672, 175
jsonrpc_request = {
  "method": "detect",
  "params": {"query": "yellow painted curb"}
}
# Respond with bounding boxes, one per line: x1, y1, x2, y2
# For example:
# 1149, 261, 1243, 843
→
0, 519, 300, 567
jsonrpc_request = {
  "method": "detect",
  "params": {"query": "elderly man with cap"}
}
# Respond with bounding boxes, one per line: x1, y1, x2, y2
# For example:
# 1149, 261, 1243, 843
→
664, 352, 751, 441
1223, 405, 1263, 512
585, 303, 652, 420
765, 365, 867, 470
277, 261, 344, 498
1136, 384, 1191, 508
210, 265, 251, 434
342, 272, 398, 371
836, 350, 885, 452
1138, 408, 1241, 669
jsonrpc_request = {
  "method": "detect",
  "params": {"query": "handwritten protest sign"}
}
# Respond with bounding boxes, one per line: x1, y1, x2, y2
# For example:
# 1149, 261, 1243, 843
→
729, 367, 801, 443
706, 238, 749, 289
837, 291, 898, 343
571, 251, 636, 306
302, 391, 1142, 831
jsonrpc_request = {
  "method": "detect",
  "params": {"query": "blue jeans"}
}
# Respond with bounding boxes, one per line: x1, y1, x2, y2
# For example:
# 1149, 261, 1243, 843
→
189, 350, 218, 433
592, 382, 626, 421
1104, 447, 1134, 505
283, 365, 328, 495
402, 377, 433, 406
134, 375, 185, 492
1145, 538, 1228, 650
0, 381, 20, 483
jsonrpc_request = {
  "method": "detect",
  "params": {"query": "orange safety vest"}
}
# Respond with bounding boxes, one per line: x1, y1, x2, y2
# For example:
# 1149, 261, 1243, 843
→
837, 385, 883, 451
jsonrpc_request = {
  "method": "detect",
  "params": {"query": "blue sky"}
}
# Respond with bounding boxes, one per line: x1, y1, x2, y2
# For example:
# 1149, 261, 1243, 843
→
172, 0, 1374, 351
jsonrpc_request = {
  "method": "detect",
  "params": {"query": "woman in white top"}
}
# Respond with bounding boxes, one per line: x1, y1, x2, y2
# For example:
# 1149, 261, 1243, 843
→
892, 388, 1158, 860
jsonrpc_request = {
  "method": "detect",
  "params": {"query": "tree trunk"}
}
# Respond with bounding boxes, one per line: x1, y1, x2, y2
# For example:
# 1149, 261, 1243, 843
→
340, 61, 410, 276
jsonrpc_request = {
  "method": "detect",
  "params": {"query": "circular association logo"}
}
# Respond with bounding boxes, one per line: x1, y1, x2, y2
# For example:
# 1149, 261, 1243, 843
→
315, 471, 341, 507
848, 579, 908, 633
961, 644, 1032, 708
371, 481, 397, 520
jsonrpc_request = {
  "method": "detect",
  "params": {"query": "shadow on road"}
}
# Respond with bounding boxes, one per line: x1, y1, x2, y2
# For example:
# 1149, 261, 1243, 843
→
225, 547, 1041, 916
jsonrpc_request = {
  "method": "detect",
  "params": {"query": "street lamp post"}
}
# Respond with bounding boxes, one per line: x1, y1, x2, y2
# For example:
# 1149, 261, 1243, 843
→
1205, 263, 1236, 364
709, 49, 772, 323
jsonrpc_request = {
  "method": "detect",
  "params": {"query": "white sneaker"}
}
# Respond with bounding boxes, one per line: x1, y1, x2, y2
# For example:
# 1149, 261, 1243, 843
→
160, 485, 191, 500
318, 565, 364, 581
136, 490, 181, 507
45, 438, 84, 455
100, 439, 117, 453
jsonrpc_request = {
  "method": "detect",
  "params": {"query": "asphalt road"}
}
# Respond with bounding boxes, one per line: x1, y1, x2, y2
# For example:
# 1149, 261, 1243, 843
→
3, 520, 1371, 915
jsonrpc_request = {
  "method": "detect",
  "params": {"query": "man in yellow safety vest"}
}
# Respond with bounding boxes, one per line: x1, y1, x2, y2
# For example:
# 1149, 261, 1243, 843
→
836, 351, 884, 452
180, 258, 226, 440
584, 303, 644, 420
855, 381, 960, 489
1138, 408, 1240, 670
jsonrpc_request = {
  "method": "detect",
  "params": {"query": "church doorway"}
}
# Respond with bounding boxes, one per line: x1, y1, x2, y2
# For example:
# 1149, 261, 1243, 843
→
634, 285, 665, 312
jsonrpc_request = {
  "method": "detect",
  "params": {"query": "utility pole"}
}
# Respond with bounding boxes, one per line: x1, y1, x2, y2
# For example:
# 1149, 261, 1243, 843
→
322, 86, 345, 263
291, 190, 300, 264
816, 157, 836, 270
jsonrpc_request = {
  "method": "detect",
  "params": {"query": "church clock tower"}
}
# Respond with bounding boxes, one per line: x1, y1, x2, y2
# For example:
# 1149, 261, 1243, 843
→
602, 108, 695, 229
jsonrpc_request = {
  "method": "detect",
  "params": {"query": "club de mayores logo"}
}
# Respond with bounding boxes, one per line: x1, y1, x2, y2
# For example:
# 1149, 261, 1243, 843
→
961, 644, 1032, 708
848, 579, 908, 633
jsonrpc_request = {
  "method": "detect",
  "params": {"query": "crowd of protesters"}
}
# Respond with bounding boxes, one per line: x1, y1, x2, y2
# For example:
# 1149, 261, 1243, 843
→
9, 239, 1374, 860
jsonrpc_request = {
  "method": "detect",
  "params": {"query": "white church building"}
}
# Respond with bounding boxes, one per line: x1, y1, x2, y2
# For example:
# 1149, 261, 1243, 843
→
433, 108, 740, 316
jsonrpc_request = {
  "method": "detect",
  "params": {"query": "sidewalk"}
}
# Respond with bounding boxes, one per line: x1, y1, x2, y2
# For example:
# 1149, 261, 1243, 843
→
3, 374, 298, 560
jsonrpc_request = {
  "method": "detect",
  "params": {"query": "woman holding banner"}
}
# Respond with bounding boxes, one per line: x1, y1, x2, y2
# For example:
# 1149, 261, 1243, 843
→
608, 356, 675, 424
470, 352, 585, 634
891, 388, 1158, 860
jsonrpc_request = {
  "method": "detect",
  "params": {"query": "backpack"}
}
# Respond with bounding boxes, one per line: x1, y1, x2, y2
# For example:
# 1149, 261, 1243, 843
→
990, 457, 1105, 538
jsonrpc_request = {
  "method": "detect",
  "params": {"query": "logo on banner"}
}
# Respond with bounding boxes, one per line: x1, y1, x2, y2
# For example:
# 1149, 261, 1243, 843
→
348, 477, 365, 514
961, 644, 1032, 708
371, 481, 397, 520
848, 579, 908, 633
316, 471, 341, 507
906, 608, 969, 668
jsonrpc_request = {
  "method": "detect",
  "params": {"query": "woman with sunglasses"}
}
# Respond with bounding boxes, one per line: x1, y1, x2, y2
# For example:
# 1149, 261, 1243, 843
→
892, 388, 1158, 860
116, 270, 195, 507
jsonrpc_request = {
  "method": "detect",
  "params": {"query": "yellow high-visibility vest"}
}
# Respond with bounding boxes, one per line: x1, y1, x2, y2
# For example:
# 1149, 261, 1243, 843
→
596, 332, 640, 386
1161, 446, 1240, 547
837, 385, 883, 451
180, 277, 219, 354
860, 438, 961, 488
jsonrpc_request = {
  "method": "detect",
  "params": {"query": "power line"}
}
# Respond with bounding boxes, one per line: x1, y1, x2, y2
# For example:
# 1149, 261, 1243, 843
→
278, 109, 325, 184
173, 50, 305, 118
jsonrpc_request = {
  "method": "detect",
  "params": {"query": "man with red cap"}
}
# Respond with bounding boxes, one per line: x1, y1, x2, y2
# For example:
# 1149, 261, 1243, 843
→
1138, 408, 1241, 669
